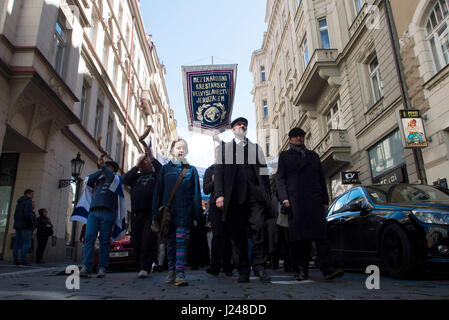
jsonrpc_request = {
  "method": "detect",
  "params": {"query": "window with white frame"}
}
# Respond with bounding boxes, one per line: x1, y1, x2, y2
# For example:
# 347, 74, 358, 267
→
426, 0, 449, 73
263, 100, 268, 118
301, 38, 310, 70
54, 17, 67, 76
261, 65, 266, 82
116, 131, 122, 164
266, 136, 270, 157
80, 81, 89, 125
368, 56, 382, 103
319, 18, 330, 49
94, 99, 103, 139
325, 100, 343, 132
354, 0, 365, 15
106, 115, 114, 154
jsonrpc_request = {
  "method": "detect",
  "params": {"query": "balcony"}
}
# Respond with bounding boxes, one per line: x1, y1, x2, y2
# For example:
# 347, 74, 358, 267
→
293, 49, 340, 106
313, 129, 351, 176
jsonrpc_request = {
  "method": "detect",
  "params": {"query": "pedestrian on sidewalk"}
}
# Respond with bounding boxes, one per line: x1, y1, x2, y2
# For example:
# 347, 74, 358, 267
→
75, 156, 126, 278
123, 144, 161, 279
214, 117, 276, 283
152, 139, 202, 286
13, 189, 36, 266
276, 127, 344, 281
35, 208, 53, 264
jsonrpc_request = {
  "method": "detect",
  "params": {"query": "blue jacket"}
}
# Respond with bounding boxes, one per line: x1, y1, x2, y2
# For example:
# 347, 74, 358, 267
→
87, 165, 118, 213
13, 196, 36, 230
152, 161, 202, 228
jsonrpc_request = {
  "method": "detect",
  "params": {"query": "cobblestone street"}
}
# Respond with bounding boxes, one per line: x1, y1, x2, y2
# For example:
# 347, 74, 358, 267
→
0, 261, 448, 300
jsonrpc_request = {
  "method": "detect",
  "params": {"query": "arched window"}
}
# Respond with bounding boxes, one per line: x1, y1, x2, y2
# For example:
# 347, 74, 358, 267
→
426, 0, 449, 72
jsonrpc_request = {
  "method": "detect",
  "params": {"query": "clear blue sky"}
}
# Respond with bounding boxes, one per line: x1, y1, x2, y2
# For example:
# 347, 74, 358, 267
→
140, 0, 267, 168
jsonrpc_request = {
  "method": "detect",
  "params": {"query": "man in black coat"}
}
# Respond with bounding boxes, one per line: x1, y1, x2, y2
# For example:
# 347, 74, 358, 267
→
13, 189, 36, 266
203, 164, 234, 276
214, 117, 275, 283
123, 150, 161, 278
35, 208, 53, 264
276, 127, 344, 281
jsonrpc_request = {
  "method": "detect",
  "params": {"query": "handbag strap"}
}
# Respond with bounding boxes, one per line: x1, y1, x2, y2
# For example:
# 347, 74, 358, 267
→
166, 167, 188, 207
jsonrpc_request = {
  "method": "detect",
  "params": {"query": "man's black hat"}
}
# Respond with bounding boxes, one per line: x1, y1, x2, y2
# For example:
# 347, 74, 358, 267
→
288, 127, 306, 137
231, 117, 248, 128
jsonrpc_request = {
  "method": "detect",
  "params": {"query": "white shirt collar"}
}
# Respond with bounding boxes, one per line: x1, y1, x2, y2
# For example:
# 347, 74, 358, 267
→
234, 137, 247, 146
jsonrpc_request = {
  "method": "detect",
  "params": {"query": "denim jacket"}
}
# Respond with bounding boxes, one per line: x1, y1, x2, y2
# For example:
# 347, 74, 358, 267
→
87, 165, 118, 213
152, 161, 202, 228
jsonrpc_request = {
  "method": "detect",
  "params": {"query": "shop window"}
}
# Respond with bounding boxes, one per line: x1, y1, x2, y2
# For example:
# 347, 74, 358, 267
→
368, 130, 404, 180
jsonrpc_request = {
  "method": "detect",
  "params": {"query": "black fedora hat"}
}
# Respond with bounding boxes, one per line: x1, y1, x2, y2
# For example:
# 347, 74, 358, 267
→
231, 117, 248, 128
288, 127, 306, 138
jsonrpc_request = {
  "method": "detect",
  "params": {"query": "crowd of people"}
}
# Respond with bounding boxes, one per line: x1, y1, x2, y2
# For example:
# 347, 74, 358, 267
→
12, 116, 344, 286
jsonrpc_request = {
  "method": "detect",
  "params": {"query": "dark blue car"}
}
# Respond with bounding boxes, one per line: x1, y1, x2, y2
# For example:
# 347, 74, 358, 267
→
326, 184, 449, 279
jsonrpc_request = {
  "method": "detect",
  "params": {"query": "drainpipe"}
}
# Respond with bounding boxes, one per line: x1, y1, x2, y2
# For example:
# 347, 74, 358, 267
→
122, 16, 136, 170
384, 0, 428, 185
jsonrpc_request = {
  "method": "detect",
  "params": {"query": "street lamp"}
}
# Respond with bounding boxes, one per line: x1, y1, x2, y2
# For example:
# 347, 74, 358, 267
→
58, 152, 85, 188
58, 153, 85, 258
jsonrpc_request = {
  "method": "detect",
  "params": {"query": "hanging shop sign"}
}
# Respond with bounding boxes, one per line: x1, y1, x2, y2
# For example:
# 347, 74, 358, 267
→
397, 110, 428, 148
182, 64, 237, 133
341, 171, 361, 184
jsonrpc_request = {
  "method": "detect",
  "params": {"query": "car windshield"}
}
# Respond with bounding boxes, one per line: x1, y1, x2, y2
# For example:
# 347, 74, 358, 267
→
365, 185, 449, 204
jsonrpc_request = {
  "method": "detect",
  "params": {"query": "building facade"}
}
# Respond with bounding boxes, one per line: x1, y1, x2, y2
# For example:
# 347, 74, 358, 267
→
391, 0, 449, 189
251, 0, 421, 200
0, 0, 177, 262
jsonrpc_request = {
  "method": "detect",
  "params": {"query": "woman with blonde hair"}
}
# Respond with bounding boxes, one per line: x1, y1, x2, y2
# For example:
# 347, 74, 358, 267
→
152, 138, 202, 286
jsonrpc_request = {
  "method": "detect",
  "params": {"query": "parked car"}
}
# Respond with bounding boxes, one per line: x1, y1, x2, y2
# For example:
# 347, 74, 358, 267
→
326, 184, 449, 279
92, 235, 136, 272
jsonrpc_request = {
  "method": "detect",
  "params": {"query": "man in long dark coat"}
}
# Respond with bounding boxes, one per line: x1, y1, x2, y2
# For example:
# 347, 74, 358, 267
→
215, 117, 275, 283
276, 127, 344, 281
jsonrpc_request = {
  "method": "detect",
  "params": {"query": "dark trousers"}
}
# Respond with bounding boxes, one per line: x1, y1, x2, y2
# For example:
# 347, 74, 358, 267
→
130, 211, 157, 272
36, 233, 49, 262
291, 238, 333, 275
209, 205, 233, 272
228, 192, 268, 276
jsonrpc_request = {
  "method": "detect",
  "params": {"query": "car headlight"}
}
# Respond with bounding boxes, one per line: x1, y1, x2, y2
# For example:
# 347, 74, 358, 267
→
412, 210, 449, 225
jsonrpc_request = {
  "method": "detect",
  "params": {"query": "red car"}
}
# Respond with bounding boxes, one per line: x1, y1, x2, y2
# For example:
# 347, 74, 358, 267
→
93, 235, 136, 272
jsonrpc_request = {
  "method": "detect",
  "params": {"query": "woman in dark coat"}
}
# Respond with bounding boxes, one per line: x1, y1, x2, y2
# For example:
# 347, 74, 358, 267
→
276, 127, 343, 281
35, 208, 53, 264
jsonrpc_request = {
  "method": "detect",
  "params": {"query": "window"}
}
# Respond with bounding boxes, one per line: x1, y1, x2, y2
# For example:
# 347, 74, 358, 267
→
368, 56, 382, 102
106, 115, 114, 153
113, 57, 119, 87
263, 100, 268, 118
116, 131, 122, 165
426, 0, 449, 73
330, 192, 349, 215
79, 82, 89, 125
266, 136, 270, 157
325, 101, 343, 131
301, 38, 310, 70
94, 100, 103, 139
319, 18, 330, 49
368, 130, 404, 179
354, 0, 364, 15
54, 17, 67, 75
260, 65, 266, 82
346, 189, 365, 206
103, 38, 109, 68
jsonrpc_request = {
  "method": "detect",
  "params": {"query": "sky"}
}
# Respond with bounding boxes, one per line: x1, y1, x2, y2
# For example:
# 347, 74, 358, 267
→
139, 0, 268, 169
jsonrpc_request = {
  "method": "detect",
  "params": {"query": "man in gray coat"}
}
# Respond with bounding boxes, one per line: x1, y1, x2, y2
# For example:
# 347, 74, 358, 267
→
276, 127, 344, 281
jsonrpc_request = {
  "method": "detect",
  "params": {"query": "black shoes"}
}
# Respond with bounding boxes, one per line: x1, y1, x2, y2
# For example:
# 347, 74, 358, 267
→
206, 267, 219, 276
324, 269, 344, 280
224, 270, 233, 277
21, 261, 32, 266
237, 274, 250, 283
294, 267, 309, 281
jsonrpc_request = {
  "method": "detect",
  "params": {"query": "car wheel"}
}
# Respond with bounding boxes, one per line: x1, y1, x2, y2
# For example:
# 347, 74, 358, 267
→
380, 224, 416, 279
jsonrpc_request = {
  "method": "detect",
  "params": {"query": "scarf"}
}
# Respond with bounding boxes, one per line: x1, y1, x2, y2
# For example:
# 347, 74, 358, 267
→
290, 143, 306, 159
